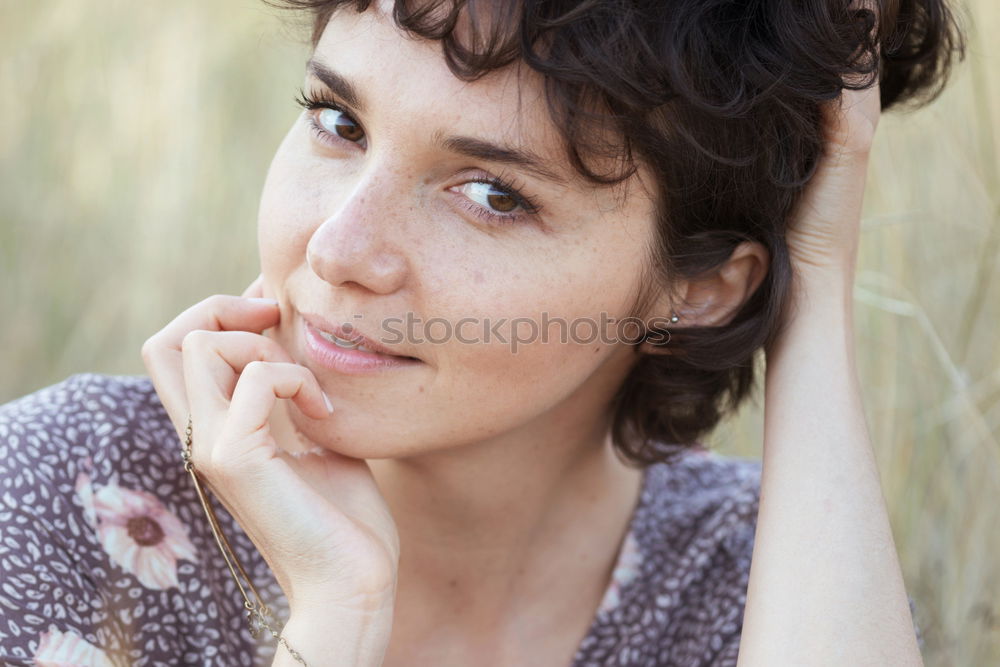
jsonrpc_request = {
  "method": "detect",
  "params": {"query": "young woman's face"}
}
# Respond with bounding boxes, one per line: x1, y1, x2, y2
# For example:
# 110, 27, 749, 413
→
257, 6, 666, 458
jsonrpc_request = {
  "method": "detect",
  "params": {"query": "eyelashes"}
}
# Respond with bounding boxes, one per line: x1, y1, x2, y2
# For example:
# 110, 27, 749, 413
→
292, 87, 544, 225
294, 87, 342, 118
466, 173, 542, 215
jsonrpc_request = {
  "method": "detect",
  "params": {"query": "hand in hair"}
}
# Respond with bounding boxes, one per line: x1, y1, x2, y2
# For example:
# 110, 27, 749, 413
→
783, 73, 882, 285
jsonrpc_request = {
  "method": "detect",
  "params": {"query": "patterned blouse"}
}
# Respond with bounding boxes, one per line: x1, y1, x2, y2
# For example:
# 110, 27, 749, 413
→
0, 373, 763, 666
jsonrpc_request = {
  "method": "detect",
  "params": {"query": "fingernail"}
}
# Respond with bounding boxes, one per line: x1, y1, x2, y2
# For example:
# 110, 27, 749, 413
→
249, 298, 279, 306
321, 391, 334, 414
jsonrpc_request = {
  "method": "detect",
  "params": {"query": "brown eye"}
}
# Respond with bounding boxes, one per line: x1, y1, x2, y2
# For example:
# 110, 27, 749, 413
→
317, 108, 364, 143
457, 182, 522, 214
452, 180, 537, 224
486, 189, 518, 212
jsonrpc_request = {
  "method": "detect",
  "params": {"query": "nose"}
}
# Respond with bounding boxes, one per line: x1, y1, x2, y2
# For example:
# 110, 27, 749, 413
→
306, 171, 410, 295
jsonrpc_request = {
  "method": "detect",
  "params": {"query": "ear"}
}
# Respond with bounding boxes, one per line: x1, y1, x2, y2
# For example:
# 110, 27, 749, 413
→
638, 241, 769, 355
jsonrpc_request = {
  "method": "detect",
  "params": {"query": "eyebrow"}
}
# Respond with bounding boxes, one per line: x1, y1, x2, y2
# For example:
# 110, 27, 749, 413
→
305, 57, 567, 185
437, 135, 566, 185
306, 57, 365, 112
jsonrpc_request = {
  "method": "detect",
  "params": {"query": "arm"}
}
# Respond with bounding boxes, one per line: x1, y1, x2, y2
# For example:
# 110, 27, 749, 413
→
736, 80, 922, 664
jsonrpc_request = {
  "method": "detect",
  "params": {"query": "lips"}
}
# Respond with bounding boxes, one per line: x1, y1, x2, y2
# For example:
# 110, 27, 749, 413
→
300, 311, 418, 361
314, 326, 378, 353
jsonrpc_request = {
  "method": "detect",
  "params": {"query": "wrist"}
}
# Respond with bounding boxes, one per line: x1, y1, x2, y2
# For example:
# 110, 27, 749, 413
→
788, 260, 855, 316
769, 266, 857, 359
790, 255, 856, 297
276, 602, 395, 667
290, 583, 396, 615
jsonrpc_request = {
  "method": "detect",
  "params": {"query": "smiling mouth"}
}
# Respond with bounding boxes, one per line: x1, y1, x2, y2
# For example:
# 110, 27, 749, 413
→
302, 315, 421, 362
314, 327, 378, 353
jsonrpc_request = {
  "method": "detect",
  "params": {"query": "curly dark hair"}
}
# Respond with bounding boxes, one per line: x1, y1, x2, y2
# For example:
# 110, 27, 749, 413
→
267, 0, 966, 465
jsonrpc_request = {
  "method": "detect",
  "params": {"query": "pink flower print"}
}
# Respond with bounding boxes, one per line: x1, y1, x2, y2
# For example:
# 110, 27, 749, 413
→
33, 627, 114, 666
75, 472, 197, 590
596, 531, 643, 616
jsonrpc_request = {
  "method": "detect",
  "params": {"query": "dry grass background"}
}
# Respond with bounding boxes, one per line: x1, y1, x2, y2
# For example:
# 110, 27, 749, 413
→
1, 1, 997, 664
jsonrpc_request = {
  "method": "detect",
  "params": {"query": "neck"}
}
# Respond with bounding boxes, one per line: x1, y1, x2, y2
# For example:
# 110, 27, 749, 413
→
368, 410, 645, 647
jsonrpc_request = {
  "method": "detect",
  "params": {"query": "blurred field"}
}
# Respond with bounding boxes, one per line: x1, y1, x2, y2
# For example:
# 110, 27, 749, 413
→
1, 0, 997, 664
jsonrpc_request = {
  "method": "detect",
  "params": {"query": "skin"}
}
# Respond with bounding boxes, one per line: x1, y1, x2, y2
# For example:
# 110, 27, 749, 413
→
141, 1, 920, 666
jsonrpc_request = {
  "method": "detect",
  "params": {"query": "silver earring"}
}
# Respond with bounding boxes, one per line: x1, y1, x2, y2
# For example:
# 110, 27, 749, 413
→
670, 312, 680, 323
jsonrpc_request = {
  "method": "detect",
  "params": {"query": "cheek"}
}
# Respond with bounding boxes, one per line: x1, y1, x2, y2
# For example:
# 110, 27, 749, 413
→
420, 250, 640, 424
257, 136, 322, 275
443, 324, 603, 415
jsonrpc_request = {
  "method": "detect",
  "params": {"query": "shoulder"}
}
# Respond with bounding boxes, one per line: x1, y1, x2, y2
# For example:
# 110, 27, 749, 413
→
0, 374, 282, 665
639, 447, 761, 555
0, 372, 181, 512
626, 448, 761, 592
0, 374, 179, 664
0, 372, 184, 519
577, 448, 760, 667
0, 372, 175, 460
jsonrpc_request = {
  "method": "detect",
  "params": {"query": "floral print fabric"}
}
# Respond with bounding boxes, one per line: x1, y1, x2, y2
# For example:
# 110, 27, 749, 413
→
1, 373, 763, 666
76, 461, 198, 591
0, 374, 287, 666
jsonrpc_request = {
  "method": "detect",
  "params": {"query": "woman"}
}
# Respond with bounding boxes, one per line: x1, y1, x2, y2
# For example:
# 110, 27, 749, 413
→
0, 0, 965, 665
